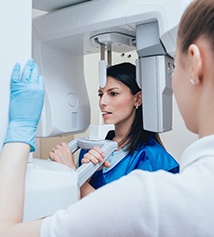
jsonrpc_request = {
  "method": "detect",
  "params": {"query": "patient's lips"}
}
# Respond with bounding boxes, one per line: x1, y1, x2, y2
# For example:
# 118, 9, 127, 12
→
102, 111, 112, 120
102, 111, 112, 115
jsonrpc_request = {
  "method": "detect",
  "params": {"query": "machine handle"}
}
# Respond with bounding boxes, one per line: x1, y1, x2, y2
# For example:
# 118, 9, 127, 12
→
68, 138, 118, 187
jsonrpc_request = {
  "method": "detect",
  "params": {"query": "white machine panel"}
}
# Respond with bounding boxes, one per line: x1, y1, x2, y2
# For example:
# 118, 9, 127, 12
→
33, 37, 90, 137
138, 55, 174, 132
33, 0, 191, 133
24, 159, 78, 221
33, 0, 92, 11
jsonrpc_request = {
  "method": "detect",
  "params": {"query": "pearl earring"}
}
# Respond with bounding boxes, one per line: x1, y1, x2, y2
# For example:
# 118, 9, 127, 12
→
190, 79, 195, 85
135, 106, 138, 109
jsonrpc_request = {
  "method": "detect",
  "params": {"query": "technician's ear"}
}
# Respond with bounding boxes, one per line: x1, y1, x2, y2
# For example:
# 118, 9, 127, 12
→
134, 91, 142, 107
188, 44, 203, 84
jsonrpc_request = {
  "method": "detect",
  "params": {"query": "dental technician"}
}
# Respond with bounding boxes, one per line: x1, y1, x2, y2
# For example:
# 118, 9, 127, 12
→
1, 0, 214, 236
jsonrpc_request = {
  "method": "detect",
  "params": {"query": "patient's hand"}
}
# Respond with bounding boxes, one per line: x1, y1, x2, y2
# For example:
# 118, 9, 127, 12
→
81, 146, 111, 169
49, 142, 76, 170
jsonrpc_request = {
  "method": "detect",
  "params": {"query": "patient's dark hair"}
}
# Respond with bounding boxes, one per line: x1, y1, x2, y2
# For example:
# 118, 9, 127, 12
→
106, 62, 164, 154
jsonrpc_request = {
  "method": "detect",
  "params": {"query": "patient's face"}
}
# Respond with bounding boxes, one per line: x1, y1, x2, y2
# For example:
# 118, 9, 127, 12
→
98, 76, 136, 128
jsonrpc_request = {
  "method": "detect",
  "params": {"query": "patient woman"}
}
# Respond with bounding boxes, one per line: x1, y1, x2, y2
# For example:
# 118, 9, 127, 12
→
49, 62, 179, 197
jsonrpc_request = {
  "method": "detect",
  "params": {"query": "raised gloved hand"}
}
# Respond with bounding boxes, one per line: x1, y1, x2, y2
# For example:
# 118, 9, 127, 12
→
4, 58, 44, 152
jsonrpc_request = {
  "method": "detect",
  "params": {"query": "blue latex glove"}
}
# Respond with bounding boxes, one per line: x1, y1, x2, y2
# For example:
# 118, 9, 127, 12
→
4, 58, 44, 152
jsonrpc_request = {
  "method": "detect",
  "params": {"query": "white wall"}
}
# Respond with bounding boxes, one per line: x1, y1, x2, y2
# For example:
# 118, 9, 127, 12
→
0, 1, 32, 153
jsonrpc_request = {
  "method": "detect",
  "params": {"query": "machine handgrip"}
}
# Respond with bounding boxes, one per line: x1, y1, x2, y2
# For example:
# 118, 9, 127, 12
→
68, 138, 118, 187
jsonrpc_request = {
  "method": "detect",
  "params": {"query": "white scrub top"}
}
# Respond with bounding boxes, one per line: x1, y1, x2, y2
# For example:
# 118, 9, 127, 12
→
41, 135, 214, 237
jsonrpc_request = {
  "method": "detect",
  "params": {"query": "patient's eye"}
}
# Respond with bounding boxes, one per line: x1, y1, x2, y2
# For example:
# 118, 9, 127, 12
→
98, 92, 103, 98
110, 91, 118, 96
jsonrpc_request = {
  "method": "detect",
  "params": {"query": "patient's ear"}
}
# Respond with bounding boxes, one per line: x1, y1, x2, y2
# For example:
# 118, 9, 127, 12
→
188, 44, 203, 85
135, 91, 142, 107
